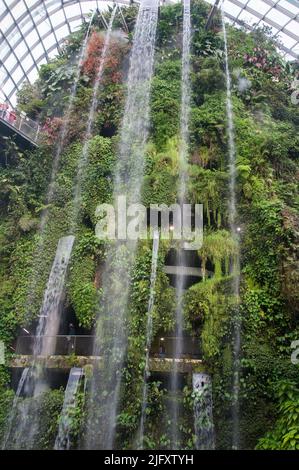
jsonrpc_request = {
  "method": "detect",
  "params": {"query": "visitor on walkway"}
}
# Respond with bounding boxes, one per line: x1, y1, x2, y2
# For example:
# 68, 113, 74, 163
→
158, 343, 166, 358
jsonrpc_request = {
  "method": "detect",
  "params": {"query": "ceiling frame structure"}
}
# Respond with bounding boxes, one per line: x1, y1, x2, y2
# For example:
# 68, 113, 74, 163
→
0, 0, 131, 106
0, 0, 298, 107
206, 0, 299, 60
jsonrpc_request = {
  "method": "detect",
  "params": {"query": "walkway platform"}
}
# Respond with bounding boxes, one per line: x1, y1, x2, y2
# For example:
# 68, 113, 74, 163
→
10, 355, 205, 374
0, 102, 40, 149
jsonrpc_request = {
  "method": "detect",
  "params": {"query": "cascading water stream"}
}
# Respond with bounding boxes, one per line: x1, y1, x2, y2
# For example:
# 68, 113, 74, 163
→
70, 6, 117, 231
221, 3, 241, 449
192, 373, 215, 450
84, 0, 159, 449
138, 230, 160, 448
170, 0, 191, 449
4, 10, 115, 449
55, 368, 83, 450
34, 236, 75, 360
1, 367, 29, 449
3, 236, 75, 449
27, 10, 96, 310
39, 7, 97, 234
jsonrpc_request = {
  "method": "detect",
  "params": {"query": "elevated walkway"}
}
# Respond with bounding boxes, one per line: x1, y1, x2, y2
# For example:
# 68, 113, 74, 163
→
10, 355, 204, 374
0, 102, 40, 149
10, 334, 204, 374
164, 265, 213, 278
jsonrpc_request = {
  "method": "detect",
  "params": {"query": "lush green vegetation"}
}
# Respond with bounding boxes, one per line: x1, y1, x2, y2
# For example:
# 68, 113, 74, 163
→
0, 1, 298, 449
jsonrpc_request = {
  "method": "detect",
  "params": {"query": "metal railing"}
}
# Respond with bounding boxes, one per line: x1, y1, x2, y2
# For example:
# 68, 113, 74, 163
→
0, 101, 40, 144
16, 335, 94, 356
150, 336, 201, 359
15, 335, 201, 359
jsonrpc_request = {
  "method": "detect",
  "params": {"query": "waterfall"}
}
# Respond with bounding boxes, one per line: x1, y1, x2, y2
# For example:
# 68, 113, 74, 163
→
178, 0, 191, 205
55, 368, 83, 450
40, 8, 97, 234
4, 236, 75, 449
84, 0, 159, 449
1, 367, 29, 449
115, 0, 159, 203
170, 0, 191, 449
34, 235, 75, 359
192, 373, 215, 450
4, 10, 114, 449
70, 6, 117, 231
221, 5, 241, 449
138, 231, 160, 448
27, 11, 95, 310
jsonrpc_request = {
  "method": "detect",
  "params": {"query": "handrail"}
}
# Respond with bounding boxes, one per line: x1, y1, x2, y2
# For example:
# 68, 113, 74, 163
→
15, 335, 201, 358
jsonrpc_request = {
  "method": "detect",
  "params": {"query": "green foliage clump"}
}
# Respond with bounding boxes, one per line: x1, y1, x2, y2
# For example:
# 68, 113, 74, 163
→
151, 61, 181, 148
256, 380, 299, 450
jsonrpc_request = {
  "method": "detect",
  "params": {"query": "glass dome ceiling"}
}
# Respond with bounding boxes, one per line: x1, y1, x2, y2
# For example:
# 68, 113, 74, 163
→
0, 0, 298, 106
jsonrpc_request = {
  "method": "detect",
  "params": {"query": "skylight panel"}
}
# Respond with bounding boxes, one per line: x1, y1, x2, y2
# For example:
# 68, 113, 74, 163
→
1, 13, 14, 35
5, 78, 14, 96
45, 1, 63, 15
55, 24, 69, 40
277, 30, 298, 47
11, 1, 27, 20
26, 0, 40, 9
0, 3, 6, 16
14, 41, 27, 59
6, 28, 19, 48
44, 32, 57, 47
238, 9, 260, 26
284, 19, 299, 35
26, 28, 39, 47
48, 47, 59, 60
0, 41, 10, 58
13, 66, 24, 83
24, 55, 35, 71
278, 0, 299, 14
232, 0, 248, 6
224, 2, 242, 17
64, 3, 82, 19
32, 42, 45, 60
50, 10, 66, 27
5, 54, 17, 71
0, 68, 6, 87
258, 18, 279, 33
26, 67, 38, 83
247, 0, 269, 15
81, 1, 97, 14
18, 15, 35, 36
266, 7, 289, 26
31, 4, 47, 22
69, 18, 82, 31
37, 19, 51, 36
